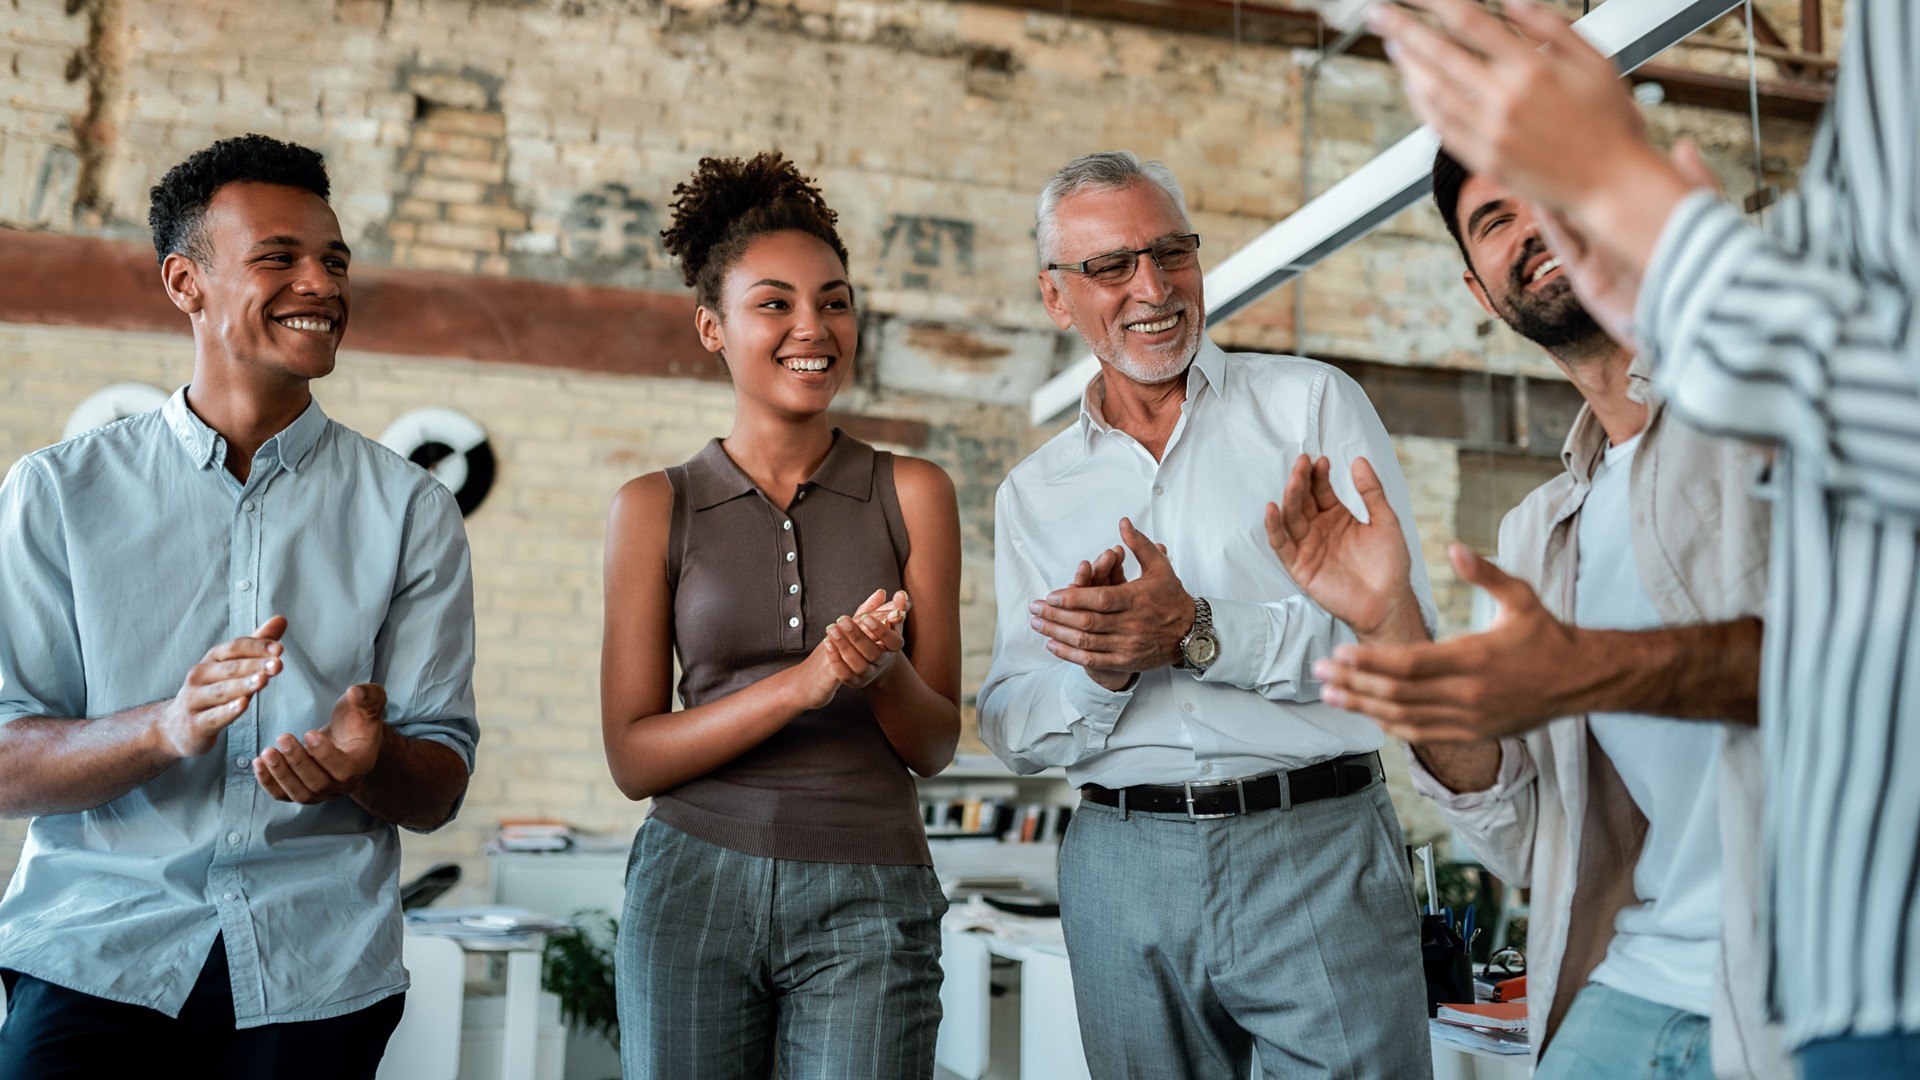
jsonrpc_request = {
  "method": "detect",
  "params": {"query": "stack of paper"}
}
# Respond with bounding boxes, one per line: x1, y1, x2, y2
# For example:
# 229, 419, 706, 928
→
406, 905, 572, 949
1430, 1002, 1529, 1057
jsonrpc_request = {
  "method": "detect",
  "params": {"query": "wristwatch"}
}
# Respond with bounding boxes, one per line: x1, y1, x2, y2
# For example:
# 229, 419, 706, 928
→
1179, 596, 1219, 674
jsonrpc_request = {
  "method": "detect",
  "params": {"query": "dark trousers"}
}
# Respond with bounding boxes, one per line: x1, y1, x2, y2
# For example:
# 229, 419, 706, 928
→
0, 936, 404, 1080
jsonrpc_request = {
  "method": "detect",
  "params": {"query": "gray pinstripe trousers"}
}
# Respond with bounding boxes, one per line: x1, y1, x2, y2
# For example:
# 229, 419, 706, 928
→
615, 818, 947, 1080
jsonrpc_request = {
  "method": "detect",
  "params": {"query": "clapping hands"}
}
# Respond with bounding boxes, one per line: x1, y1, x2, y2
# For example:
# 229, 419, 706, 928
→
796, 588, 912, 709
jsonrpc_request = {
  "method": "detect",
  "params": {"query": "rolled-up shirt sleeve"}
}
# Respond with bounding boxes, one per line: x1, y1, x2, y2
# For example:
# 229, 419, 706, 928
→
1405, 738, 1540, 887
372, 481, 479, 829
0, 458, 85, 725
977, 482, 1134, 774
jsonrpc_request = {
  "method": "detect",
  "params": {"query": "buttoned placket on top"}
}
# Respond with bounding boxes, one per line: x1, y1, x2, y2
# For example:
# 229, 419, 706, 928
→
202, 427, 289, 1019
1085, 382, 1207, 770
776, 486, 806, 652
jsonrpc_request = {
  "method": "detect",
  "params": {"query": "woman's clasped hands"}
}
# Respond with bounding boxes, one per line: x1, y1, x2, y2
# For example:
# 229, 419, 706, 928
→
797, 589, 912, 707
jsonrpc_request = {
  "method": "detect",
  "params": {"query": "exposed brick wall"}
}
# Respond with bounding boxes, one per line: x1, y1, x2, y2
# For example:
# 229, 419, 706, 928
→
0, 0, 1823, 879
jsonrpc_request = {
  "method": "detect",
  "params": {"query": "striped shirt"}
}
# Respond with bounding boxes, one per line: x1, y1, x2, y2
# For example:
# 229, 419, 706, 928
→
1633, 0, 1919, 1047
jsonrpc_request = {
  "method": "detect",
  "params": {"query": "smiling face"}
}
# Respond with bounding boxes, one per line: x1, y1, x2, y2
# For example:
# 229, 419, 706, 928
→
166, 181, 351, 386
1037, 180, 1205, 387
696, 229, 857, 420
1452, 173, 1605, 353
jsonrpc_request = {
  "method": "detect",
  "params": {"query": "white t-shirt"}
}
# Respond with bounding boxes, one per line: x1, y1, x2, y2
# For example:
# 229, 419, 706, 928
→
1574, 435, 1724, 1019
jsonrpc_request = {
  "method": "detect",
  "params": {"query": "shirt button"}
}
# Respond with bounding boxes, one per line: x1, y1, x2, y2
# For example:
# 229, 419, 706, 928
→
1182, 702, 1195, 713
235, 755, 250, 769
223, 892, 238, 902
242, 501, 256, 513
1200, 763, 1214, 775
227, 831, 242, 845
237, 580, 253, 592
782, 520, 792, 531
788, 584, 800, 595
785, 552, 795, 563
788, 616, 800, 628
1153, 484, 1165, 496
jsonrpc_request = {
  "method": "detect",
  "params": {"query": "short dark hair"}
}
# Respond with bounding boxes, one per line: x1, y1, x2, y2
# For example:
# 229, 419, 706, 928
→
1431, 147, 1472, 265
659, 151, 849, 311
148, 134, 331, 266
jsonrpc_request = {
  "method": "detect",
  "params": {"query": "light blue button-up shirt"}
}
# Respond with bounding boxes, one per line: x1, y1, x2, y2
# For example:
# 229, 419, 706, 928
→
0, 388, 478, 1026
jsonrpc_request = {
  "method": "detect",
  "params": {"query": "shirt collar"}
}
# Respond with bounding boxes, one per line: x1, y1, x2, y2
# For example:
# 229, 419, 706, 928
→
162, 386, 329, 475
1560, 393, 1665, 485
1077, 337, 1227, 450
683, 429, 875, 511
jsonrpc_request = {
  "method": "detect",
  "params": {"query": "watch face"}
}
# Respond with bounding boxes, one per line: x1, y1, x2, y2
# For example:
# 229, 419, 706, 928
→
1184, 631, 1219, 668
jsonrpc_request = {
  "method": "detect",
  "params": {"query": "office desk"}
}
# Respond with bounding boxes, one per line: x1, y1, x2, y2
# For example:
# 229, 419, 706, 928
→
937, 917, 1089, 1080
379, 932, 554, 1080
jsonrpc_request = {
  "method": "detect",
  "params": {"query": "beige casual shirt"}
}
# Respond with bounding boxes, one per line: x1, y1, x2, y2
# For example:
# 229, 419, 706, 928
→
1408, 375, 1789, 1079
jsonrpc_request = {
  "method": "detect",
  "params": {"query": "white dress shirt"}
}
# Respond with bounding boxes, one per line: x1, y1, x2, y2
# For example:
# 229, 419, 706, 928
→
978, 340, 1436, 788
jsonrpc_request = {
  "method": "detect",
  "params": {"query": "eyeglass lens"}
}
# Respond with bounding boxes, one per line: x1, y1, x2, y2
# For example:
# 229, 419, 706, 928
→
1085, 237, 1200, 284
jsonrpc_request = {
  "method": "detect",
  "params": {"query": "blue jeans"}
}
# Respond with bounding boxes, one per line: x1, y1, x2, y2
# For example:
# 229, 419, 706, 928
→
1536, 983, 1714, 1080
1799, 1030, 1920, 1079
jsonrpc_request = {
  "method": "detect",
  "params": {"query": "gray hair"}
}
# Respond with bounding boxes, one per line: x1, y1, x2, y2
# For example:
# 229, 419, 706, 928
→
1034, 150, 1191, 267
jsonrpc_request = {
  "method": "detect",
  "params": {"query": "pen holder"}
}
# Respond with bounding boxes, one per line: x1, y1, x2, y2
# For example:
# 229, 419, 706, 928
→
1420, 913, 1473, 1017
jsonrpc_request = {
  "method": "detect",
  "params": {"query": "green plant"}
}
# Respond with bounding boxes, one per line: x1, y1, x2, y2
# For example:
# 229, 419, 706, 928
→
542, 909, 620, 1047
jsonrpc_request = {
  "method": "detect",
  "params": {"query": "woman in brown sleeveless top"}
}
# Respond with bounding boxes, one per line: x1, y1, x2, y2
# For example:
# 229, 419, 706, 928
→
600, 153, 962, 1080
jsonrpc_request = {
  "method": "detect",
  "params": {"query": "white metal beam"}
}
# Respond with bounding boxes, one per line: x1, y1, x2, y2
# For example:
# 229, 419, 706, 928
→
1028, 0, 1742, 425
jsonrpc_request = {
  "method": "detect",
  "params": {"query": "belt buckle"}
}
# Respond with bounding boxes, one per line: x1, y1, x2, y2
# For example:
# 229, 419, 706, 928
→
1182, 779, 1240, 820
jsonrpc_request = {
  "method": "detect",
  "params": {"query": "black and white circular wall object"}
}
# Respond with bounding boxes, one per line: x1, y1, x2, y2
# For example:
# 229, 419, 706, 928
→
380, 408, 496, 517
64, 383, 170, 440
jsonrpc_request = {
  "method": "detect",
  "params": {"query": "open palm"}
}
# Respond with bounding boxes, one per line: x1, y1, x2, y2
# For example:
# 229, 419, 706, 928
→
1264, 454, 1413, 638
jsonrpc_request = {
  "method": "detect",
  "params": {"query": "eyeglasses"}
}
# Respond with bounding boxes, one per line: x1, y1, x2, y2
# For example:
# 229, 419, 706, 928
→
1047, 234, 1202, 286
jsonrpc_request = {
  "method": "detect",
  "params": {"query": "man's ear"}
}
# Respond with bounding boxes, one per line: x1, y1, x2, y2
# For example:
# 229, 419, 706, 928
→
1462, 268, 1498, 320
1037, 270, 1075, 331
161, 252, 204, 316
694, 304, 724, 354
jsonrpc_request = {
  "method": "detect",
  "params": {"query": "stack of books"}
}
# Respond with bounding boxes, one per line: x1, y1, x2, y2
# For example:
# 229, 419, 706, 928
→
489, 818, 573, 853
921, 798, 1071, 842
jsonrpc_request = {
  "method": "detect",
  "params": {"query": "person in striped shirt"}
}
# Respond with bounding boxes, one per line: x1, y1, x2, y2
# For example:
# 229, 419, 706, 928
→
1346, 1, 1920, 1076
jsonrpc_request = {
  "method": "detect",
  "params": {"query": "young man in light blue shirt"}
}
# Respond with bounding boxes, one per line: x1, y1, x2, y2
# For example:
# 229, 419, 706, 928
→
0, 134, 478, 1078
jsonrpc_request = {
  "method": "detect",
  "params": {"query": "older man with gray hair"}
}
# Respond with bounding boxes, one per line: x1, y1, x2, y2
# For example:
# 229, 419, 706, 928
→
977, 151, 1436, 1079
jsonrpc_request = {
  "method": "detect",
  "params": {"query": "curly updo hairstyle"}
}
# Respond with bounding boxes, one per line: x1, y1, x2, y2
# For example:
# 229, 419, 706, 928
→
659, 151, 850, 312
148, 133, 330, 266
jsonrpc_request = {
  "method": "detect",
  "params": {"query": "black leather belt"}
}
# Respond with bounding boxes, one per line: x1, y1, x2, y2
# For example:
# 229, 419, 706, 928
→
1080, 751, 1383, 820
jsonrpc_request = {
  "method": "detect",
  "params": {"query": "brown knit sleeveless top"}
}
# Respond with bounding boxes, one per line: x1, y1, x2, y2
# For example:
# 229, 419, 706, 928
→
648, 431, 932, 866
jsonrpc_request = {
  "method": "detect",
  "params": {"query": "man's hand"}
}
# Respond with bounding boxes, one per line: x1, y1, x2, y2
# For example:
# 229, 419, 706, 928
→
1029, 518, 1192, 687
1265, 455, 1427, 645
255, 683, 389, 804
1532, 140, 1721, 347
1369, 0, 1695, 271
1314, 542, 1596, 742
155, 617, 288, 759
